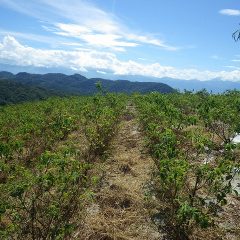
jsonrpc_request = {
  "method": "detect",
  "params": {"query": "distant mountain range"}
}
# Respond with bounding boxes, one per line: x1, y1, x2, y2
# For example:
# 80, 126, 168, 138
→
0, 71, 175, 104
109, 75, 240, 93
1, 68, 240, 105
1, 63, 240, 93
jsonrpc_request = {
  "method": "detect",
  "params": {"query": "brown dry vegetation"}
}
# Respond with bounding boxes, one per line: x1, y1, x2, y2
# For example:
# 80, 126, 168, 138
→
78, 104, 161, 240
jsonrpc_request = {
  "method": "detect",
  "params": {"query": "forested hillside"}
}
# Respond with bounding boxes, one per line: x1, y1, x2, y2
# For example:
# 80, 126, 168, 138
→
0, 79, 63, 105
0, 71, 175, 96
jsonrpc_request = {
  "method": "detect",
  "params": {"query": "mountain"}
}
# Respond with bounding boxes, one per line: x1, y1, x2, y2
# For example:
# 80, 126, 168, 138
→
0, 71, 175, 95
0, 79, 63, 105
112, 75, 240, 93
0, 71, 14, 79
1, 62, 240, 93
0, 63, 80, 75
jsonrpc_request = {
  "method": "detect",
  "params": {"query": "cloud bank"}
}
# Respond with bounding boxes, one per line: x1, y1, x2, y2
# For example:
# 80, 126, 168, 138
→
1, 36, 240, 81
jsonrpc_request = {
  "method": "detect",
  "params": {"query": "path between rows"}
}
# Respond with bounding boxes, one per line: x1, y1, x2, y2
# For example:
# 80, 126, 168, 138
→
81, 104, 162, 240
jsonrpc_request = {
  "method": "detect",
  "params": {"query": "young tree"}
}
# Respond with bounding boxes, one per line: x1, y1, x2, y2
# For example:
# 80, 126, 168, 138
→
233, 25, 240, 41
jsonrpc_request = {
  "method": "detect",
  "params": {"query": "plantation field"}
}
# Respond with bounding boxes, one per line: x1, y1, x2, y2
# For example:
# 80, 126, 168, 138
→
0, 90, 240, 240
135, 91, 240, 239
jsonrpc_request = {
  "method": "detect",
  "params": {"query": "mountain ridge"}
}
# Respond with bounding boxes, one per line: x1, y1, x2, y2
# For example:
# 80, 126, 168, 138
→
1, 62, 240, 93
112, 75, 240, 93
0, 71, 175, 104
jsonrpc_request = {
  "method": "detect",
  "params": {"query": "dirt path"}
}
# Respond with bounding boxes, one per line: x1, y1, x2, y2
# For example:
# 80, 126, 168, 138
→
81, 103, 161, 240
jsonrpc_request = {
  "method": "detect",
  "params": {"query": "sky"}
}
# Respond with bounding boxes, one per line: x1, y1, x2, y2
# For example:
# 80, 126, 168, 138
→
0, 0, 240, 81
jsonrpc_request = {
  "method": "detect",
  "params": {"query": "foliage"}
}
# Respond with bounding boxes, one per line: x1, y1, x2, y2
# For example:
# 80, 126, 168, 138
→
0, 149, 90, 239
0, 79, 63, 105
135, 91, 240, 239
0, 93, 127, 239
1, 88, 240, 239
82, 92, 126, 158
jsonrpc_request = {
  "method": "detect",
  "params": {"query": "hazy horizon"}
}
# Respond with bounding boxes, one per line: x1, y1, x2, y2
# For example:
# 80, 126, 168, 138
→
0, 0, 240, 82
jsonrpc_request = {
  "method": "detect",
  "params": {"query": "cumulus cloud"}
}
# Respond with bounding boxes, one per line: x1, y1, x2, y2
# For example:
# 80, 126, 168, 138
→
219, 9, 240, 16
1, 36, 240, 81
0, 36, 117, 69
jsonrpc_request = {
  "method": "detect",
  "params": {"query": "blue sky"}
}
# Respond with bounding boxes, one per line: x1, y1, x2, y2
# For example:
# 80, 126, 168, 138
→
0, 0, 240, 80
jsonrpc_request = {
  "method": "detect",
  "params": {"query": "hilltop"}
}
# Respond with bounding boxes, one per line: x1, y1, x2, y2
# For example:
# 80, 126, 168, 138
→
0, 71, 175, 97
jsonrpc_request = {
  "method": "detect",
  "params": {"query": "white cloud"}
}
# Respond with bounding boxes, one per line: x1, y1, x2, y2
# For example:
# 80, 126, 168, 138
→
0, 28, 87, 49
1, 36, 240, 81
54, 23, 91, 36
51, 22, 178, 51
224, 66, 240, 70
219, 9, 240, 16
0, 35, 120, 69
60, 42, 83, 47
0, 0, 178, 51
97, 70, 107, 75
53, 23, 139, 51
123, 33, 179, 51
51, 21, 178, 51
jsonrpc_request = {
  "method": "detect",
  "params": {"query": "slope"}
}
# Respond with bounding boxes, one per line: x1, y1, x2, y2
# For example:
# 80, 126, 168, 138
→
0, 79, 63, 105
0, 71, 175, 94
